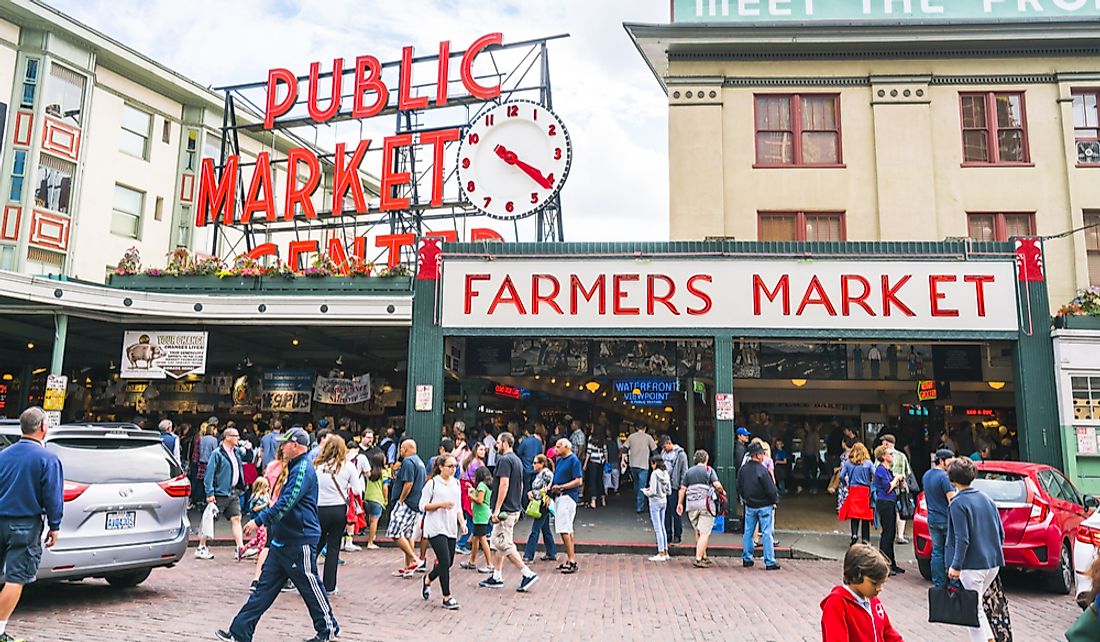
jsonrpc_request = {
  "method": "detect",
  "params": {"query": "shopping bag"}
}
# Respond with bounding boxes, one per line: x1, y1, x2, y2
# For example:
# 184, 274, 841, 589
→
827, 469, 841, 494
896, 488, 916, 521
928, 583, 980, 627
200, 502, 219, 539
712, 515, 725, 533
525, 498, 543, 519
1066, 604, 1100, 642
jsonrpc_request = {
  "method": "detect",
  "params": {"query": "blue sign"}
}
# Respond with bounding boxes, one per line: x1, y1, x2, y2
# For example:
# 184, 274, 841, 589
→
614, 378, 678, 407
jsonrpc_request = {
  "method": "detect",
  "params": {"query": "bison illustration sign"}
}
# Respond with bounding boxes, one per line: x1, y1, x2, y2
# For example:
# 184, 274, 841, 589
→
121, 331, 208, 379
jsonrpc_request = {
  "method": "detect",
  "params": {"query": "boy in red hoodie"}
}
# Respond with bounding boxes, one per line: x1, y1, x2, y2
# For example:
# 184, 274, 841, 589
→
821, 543, 905, 642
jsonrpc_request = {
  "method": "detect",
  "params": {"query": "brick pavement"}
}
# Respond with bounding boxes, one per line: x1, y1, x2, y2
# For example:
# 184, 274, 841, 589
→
14, 551, 1080, 642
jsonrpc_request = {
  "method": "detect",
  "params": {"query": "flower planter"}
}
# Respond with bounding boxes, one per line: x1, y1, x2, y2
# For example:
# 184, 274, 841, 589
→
109, 274, 259, 293
1054, 315, 1100, 330
108, 274, 412, 295
258, 276, 413, 294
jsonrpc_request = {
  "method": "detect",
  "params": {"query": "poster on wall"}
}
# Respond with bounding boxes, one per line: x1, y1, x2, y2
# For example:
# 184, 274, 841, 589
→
757, 343, 847, 380
932, 345, 983, 381
715, 393, 735, 421
510, 339, 589, 376
314, 374, 372, 405
676, 340, 714, 377
261, 369, 313, 412
594, 340, 677, 377
1077, 426, 1098, 456
121, 331, 208, 379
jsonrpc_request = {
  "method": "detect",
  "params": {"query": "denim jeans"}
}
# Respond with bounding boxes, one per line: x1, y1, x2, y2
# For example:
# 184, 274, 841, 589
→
742, 505, 775, 567
632, 467, 650, 512
664, 491, 683, 541
522, 510, 557, 561
929, 522, 948, 588
650, 503, 668, 553
456, 512, 474, 550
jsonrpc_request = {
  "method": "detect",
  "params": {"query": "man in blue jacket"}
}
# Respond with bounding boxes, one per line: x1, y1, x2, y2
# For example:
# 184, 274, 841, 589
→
0, 407, 63, 642
217, 427, 338, 642
197, 425, 252, 561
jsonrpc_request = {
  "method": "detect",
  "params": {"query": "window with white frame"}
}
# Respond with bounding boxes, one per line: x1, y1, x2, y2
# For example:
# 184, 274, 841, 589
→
35, 154, 75, 213
120, 104, 152, 159
110, 184, 144, 238
44, 64, 85, 125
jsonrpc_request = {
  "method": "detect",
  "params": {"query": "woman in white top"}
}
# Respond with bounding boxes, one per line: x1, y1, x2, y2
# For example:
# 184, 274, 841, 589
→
315, 437, 363, 593
419, 454, 466, 610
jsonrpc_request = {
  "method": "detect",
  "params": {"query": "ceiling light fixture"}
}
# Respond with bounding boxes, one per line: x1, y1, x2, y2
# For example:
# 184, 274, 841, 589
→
791, 379, 807, 387
26, 342, 34, 349
987, 381, 1006, 391
292, 338, 300, 346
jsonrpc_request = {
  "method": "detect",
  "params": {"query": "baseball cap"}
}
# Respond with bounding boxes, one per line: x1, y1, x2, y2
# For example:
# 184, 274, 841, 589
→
736, 427, 751, 437
747, 441, 765, 456
317, 418, 330, 428
278, 427, 310, 447
207, 416, 220, 426
934, 448, 956, 463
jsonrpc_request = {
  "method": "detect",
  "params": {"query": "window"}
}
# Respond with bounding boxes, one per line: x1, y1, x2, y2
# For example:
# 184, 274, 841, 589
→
1086, 211, 1100, 286
1073, 91, 1100, 165
203, 133, 222, 164
754, 94, 841, 166
43, 64, 85, 125
1073, 376, 1100, 421
758, 212, 845, 241
35, 154, 75, 213
111, 184, 144, 238
966, 212, 1034, 242
154, 195, 163, 221
9, 150, 27, 201
960, 92, 1029, 164
120, 104, 151, 159
20, 58, 38, 108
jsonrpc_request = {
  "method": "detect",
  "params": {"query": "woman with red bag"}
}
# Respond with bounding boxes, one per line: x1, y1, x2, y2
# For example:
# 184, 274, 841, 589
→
838, 443, 874, 546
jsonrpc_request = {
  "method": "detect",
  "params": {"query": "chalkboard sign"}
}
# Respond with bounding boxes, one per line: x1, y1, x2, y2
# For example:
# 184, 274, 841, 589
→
932, 346, 983, 381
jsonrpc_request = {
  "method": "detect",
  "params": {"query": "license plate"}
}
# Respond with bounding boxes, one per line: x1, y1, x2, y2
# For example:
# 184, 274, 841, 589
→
105, 511, 136, 530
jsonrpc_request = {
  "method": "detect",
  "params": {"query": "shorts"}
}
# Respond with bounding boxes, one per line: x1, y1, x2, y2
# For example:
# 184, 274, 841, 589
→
687, 509, 715, 534
365, 501, 384, 518
215, 492, 242, 519
554, 495, 577, 535
489, 512, 520, 557
0, 517, 44, 584
386, 502, 421, 540
472, 522, 489, 538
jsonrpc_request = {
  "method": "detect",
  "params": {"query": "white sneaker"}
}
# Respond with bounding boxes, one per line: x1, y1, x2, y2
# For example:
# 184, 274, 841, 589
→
648, 554, 665, 562
195, 546, 214, 560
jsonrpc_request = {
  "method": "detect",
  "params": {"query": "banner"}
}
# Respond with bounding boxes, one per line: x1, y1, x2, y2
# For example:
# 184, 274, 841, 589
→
313, 374, 372, 406
261, 369, 313, 412
672, 0, 1100, 24
121, 331, 208, 379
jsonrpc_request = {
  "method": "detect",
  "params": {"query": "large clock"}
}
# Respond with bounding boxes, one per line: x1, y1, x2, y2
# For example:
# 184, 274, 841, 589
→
457, 100, 572, 221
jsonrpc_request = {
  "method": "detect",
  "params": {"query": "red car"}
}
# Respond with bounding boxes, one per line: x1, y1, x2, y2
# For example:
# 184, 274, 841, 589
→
913, 461, 1097, 594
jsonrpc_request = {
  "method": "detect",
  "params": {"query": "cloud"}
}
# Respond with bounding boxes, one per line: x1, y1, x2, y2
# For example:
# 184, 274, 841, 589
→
45, 0, 670, 241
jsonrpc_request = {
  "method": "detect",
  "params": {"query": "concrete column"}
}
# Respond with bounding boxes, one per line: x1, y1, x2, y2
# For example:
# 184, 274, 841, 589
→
686, 378, 696, 455
50, 313, 67, 375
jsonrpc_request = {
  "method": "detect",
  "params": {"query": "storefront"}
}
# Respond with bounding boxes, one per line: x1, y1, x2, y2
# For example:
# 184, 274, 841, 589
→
1053, 322, 1100, 494
404, 239, 1060, 496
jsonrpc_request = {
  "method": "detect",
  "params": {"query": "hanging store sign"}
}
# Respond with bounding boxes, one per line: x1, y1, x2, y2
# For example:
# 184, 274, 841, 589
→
917, 380, 938, 402
261, 369, 313, 412
672, 0, 1100, 24
493, 383, 531, 400
43, 374, 67, 412
121, 331, 208, 379
614, 378, 678, 407
442, 259, 1019, 331
314, 374, 372, 405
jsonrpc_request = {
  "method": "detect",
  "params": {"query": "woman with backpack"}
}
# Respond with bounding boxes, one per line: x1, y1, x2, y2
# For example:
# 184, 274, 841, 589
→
315, 437, 363, 593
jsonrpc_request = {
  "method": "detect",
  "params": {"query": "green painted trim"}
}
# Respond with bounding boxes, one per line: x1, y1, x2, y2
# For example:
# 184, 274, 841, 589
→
1013, 265, 1061, 468
108, 274, 413, 295
404, 279, 444, 450
714, 335, 736, 506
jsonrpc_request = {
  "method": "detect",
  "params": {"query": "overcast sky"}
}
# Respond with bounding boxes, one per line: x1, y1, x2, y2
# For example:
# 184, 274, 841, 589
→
46, 0, 671, 242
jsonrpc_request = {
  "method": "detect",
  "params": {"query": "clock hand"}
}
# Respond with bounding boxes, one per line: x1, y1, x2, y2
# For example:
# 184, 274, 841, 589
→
494, 144, 552, 189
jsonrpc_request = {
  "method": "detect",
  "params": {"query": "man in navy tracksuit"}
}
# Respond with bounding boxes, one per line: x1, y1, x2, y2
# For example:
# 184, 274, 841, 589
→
0, 407, 63, 642
217, 428, 339, 642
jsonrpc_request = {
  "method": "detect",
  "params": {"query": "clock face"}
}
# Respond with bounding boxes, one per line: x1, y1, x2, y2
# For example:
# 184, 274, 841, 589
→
457, 100, 572, 221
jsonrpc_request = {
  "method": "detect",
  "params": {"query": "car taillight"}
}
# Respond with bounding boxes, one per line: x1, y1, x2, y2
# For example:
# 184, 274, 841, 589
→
158, 474, 191, 498
917, 494, 927, 515
1077, 525, 1100, 547
1028, 499, 1050, 524
63, 480, 89, 502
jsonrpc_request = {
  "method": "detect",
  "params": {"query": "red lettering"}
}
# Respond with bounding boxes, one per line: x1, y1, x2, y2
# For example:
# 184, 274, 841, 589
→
613, 274, 640, 315
488, 276, 527, 315
351, 237, 366, 263
352, 55, 387, 119
420, 128, 461, 207
753, 274, 789, 315
796, 276, 838, 316
532, 275, 564, 315
646, 274, 679, 315
570, 275, 606, 315
195, 156, 238, 227
398, 46, 429, 111
461, 33, 502, 100
464, 274, 491, 314
287, 240, 318, 271
840, 274, 875, 316
327, 238, 350, 275
881, 275, 916, 317
240, 152, 275, 224
244, 243, 278, 261
436, 40, 451, 107
929, 275, 959, 318
380, 134, 413, 211
964, 275, 995, 317
375, 233, 416, 269
307, 58, 342, 123
332, 140, 370, 215
284, 148, 320, 220
424, 230, 458, 243
470, 228, 505, 242
687, 274, 713, 316
264, 68, 297, 129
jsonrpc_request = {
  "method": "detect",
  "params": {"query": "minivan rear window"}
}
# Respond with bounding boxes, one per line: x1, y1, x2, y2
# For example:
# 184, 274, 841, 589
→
973, 472, 1027, 503
47, 438, 181, 484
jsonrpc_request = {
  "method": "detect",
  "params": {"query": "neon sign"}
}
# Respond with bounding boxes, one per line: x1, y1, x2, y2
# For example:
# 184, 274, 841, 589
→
614, 378, 677, 407
493, 384, 530, 400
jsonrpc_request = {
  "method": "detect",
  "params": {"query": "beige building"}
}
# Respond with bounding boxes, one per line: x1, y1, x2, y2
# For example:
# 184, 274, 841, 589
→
627, 19, 1100, 310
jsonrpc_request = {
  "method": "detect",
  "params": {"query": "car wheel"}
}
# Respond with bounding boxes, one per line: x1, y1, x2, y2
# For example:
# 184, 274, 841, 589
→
1046, 542, 1073, 595
917, 558, 932, 581
104, 568, 152, 588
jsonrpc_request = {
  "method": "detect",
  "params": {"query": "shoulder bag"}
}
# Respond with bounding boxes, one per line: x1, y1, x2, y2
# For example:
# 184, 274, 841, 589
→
928, 582, 980, 628
896, 487, 915, 521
